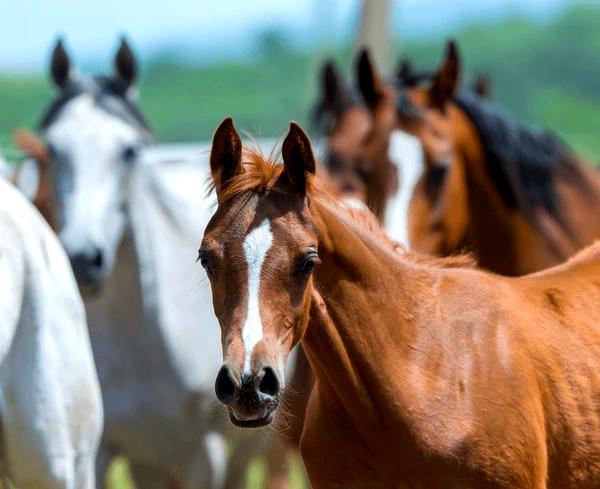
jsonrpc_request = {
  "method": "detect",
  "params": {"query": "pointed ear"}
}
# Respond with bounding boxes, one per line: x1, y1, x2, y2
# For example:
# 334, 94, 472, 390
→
281, 122, 316, 194
396, 58, 413, 84
115, 37, 137, 88
429, 40, 460, 111
50, 38, 71, 88
322, 61, 342, 105
356, 48, 384, 110
313, 61, 352, 132
473, 74, 491, 99
210, 117, 243, 198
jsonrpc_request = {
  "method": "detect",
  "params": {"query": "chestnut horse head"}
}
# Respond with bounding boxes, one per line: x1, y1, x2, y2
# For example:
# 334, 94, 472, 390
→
361, 40, 600, 275
201, 118, 319, 427
311, 59, 373, 205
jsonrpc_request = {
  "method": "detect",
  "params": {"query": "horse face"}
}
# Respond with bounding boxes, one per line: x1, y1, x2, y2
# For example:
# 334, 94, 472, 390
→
393, 42, 474, 255
324, 105, 372, 203
42, 39, 149, 295
312, 61, 372, 203
395, 41, 459, 169
200, 119, 316, 427
356, 49, 415, 221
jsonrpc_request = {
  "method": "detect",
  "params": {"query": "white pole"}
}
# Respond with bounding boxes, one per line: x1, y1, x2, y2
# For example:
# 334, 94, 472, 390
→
357, 0, 391, 73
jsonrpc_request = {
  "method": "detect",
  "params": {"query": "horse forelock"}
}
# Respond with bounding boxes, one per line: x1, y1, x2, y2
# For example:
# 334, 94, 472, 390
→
210, 146, 316, 205
210, 141, 474, 272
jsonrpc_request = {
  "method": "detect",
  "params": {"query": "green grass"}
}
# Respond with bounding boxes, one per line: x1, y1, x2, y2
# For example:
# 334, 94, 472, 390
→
105, 456, 309, 489
1, 4, 600, 161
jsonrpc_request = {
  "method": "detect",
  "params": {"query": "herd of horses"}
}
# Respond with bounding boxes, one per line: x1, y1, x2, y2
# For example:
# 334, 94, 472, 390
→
2, 33, 600, 489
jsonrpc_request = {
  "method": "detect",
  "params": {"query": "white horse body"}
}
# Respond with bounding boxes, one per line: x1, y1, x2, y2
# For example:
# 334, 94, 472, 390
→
0, 155, 12, 180
0, 176, 103, 489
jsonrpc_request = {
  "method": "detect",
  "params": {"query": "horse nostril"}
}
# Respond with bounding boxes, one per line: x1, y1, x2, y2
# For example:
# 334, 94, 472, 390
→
258, 367, 280, 397
215, 366, 236, 405
91, 249, 103, 270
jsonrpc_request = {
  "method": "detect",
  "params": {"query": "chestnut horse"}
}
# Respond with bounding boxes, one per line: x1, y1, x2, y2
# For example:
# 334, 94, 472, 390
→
312, 60, 374, 206
273, 55, 423, 454
314, 56, 424, 243
358, 41, 600, 275
201, 117, 600, 488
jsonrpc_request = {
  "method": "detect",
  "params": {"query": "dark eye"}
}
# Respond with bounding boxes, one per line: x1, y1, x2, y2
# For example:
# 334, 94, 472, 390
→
122, 145, 139, 163
355, 161, 371, 183
297, 250, 319, 277
197, 250, 212, 273
428, 162, 449, 187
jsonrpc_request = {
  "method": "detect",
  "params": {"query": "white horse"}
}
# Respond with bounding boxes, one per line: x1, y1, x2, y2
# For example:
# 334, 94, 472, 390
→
39, 38, 276, 489
0, 154, 12, 180
0, 175, 103, 489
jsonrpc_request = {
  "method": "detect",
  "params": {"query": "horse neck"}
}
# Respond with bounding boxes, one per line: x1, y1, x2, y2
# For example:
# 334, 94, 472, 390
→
449, 106, 550, 275
302, 198, 423, 419
85, 225, 145, 333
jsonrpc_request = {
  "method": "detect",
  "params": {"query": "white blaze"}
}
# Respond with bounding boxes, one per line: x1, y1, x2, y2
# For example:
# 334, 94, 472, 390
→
242, 219, 273, 374
385, 130, 425, 247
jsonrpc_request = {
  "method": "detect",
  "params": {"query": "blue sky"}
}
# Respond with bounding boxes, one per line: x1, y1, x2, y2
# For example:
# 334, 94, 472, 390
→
1, 0, 570, 73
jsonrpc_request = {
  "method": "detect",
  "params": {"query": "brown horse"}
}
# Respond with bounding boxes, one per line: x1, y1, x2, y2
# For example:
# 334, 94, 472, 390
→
12, 129, 54, 228
275, 55, 413, 453
311, 58, 397, 218
358, 41, 600, 275
269, 57, 409, 477
202, 117, 600, 488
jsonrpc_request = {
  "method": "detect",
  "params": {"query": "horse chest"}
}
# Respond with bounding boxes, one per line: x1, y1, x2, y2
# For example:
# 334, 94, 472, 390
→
300, 389, 457, 488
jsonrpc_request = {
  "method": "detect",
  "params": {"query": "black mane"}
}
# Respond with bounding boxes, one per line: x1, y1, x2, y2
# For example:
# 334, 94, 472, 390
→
39, 75, 153, 138
454, 90, 578, 220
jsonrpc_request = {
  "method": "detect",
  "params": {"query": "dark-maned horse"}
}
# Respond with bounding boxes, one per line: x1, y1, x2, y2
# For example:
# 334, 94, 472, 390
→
201, 117, 600, 488
358, 41, 600, 275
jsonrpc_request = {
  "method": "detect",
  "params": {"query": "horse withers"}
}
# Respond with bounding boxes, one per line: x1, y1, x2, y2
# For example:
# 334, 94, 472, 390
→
201, 117, 600, 488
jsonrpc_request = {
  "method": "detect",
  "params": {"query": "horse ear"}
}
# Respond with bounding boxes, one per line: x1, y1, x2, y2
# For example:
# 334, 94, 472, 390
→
50, 38, 71, 88
430, 40, 461, 111
356, 48, 383, 109
282, 122, 316, 194
473, 74, 491, 99
115, 38, 138, 88
210, 117, 243, 198
313, 60, 352, 132
322, 61, 342, 105
396, 58, 413, 84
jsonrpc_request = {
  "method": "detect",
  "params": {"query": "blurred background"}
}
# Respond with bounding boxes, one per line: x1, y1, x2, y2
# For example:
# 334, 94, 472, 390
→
1, 0, 600, 162
1, 1, 599, 487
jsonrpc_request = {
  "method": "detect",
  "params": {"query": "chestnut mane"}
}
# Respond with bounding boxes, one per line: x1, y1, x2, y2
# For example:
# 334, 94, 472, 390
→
211, 146, 475, 270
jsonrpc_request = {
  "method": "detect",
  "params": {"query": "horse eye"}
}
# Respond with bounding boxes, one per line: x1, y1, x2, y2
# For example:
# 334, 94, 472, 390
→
122, 145, 139, 163
197, 250, 211, 271
297, 250, 319, 277
355, 161, 371, 182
